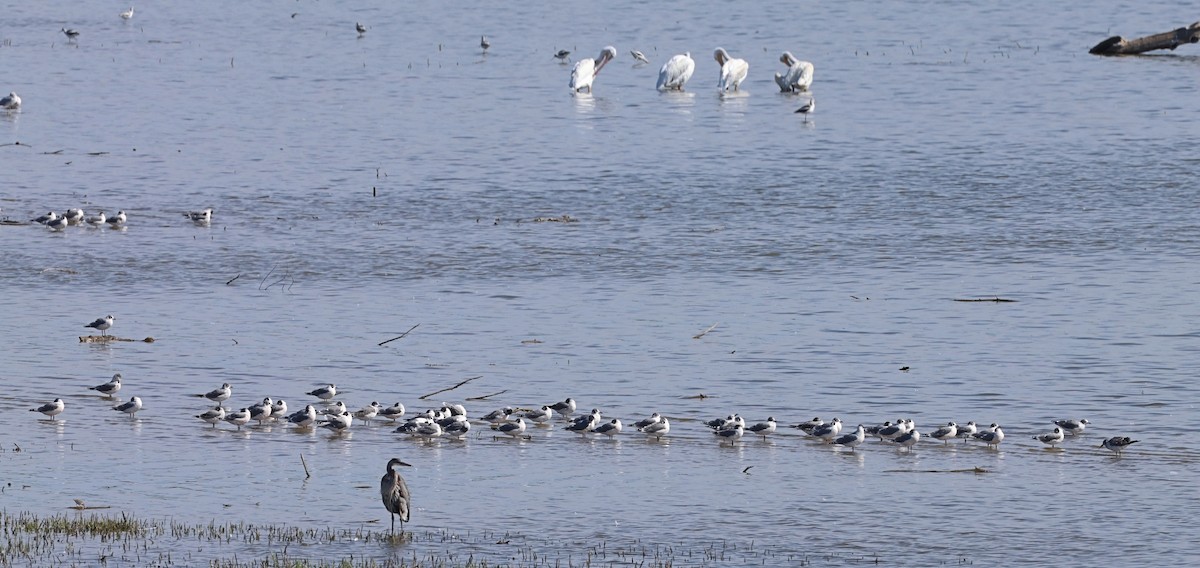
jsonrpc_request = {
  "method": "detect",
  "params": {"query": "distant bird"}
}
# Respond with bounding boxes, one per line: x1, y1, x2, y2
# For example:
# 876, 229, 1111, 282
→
632, 413, 662, 430
892, 429, 921, 452
119, 7, 134, 20
812, 417, 844, 441
494, 417, 528, 439
33, 211, 58, 224
1034, 427, 1065, 448
794, 97, 815, 121
270, 399, 288, 419
639, 417, 670, 440
321, 401, 348, 416
287, 405, 318, 428
1054, 418, 1090, 436
30, 398, 65, 419
833, 424, 867, 452
442, 402, 467, 417
480, 35, 490, 52
972, 424, 1005, 448
714, 424, 744, 444
47, 216, 68, 230
522, 405, 554, 424
89, 373, 122, 397
875, 420, 906, 441
185, 208, 214, 223
565, 413, 597, 435
0, 91, 20, 110
713, 47, 748, 92
955, 421, 978, 442
196, 406, 226, 428
443, 419, 471, 438
593, 418, 622, 437
378, 402, 406, 422
553, 49, 571, 62
656, 52, 695, 91
356, 22, 367, 35
480, 406, 514, 424
225, 408, 251, 430
355, 401, 382, 424
792, 417, 824, 435
85, 211, 106, 227
321, 410, 353, 432
306, 384, 337, 400
106, 210, 127, 226
64, 208, 84, 223
746, 417, 777, 439
774, 51, 814, 92
84, 314, 115, 335
630, 49, 650, 64
248, 397, 273, 424
548, 398, 576, 418
570, 46, 617, 92
1100, 436, 1138, 456
927, 422, 958, 444
61, 27, 80, 41
195, 383, 232, 403
113, 396, 142, 418
380, 457, 412, 535
705, 414, 740, 430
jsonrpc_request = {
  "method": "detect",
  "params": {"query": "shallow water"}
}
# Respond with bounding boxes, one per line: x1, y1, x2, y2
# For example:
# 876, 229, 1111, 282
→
3, 0, 1200, 566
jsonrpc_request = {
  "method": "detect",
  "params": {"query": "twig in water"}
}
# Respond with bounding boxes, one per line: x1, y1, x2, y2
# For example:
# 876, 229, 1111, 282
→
693, 323, 719, 339
953, 297, 1015, 303
419, 376, 483, 400
465, 389, 508, 401
300, 453, 311, 479
378, 324, 420, 347
226, 274, 241, 285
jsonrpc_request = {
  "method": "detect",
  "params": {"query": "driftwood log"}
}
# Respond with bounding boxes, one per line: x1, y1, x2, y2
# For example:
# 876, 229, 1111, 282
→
1090, 21, 1200, 55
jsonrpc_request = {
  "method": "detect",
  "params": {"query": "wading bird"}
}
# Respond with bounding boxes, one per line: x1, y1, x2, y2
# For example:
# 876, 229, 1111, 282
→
381, 457, 412, 535
656, 53, 695, 91
713, 48, 748, 92
570, 46, 617, 92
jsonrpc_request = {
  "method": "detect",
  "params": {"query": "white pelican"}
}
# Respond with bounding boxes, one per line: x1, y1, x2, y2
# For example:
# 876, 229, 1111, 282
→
713, 48, 748, 92
656, 53, 695, 91
0, 92, 20, 110
774, 52, 814, 92
570, 46, 617, 92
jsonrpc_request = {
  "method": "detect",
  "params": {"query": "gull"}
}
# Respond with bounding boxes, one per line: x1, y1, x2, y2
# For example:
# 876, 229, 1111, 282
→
89, 373, 122, 397
119, 7, 134, 20
1054, 418, 1090, 436
548, 397, 576, 418
306, 384, 337, 401
792, 417, 824, 435
480, 406, 514, 424
813, 417, 844, 441
85, 211, 107, 227
106, 211, 127, 226
714, 424, 744, 445
395, 419, 438, 437
356, 22, 367, 34
47, 216, 69, 230
85, 314, 115, 335
631, 49, 650, 64
378, 402, 406, 422
64, 209, 84, 224
435, 413, 465, 429
569, 409, 603, 429
196, 406, 225, 428
639, 417, 669, 440
955, 421, 978, 442
593, 418, 623, 437
248, 397, 273, 424
794, 97, 815, 122
865, 421, 892, 440
553, 49, 571, 62
195, 382, 232, 403
972, 424, 1005, 448
380, 457, 412, 535
565, 413, 597, 435
355, 401, 382, 424
494, 416, 527, 439
713, 47, 749, 92
321, 401, 348, 416
287, 404, 318, 428
270, 399, 288, 419
892, 428, 921, 452
0, 91, 20, 110
442, 402, 467, 417
61, 27, 80, 41
113, 396, 142, 418
185, 208, 214, 223
30, 398, 65, 420
321, 410, 353, 432
834, 424, 867, 452
1034, 427, 1065, 448
927, 422, 958, 444
410, 420, 443, 440
225, 408, 251, 430
570, 46, 617, 92
705, 414, 740, 430
1100, 436, 1138, 456
656, 52, 696, 91
633, 413, 662, 430
522, 405, 554, 424
443, 419, 470, 438
480, 35, 490, 52
746, 417, 777, 439
33, 211, 58, 224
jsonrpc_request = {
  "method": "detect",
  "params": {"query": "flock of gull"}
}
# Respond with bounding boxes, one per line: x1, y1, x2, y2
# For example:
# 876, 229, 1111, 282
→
12, 207, 214, 230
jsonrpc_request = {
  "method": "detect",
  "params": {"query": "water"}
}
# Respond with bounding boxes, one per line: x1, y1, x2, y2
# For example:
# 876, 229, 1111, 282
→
3, 0, 1200, 565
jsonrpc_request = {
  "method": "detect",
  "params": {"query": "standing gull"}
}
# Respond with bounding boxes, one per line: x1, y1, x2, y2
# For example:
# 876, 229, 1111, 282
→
593, 418, 623, 437
714, 424, 744, 445
565, 413, 597, 435
356, 22, 367, 35
355, 402, 382, 424
972, 424, 1005, 448
248, 397, 273, 425
713, 47, 749, 92
196, 406, 225, 428
225, 408, 251, 430
639, 417, 670, 440
33, 211, 58, 224
656, 53, 695, 91
84, 314, 115, 335
955, 421, 978, 442
1034, 427, 1065, 448
195, 382, 232, 403
548, 397, 576, 418
927, 422, 958, 444
287, 405, 318, 428
570, 46, 617, 92
0, 91, 20, 110
306, 384, 337, 401
1054, 418, 1090, 436
64, 208, 84, 224
89, 373, 122, 397
113, 396, 142, 418
1100, 436, 1138, 456
812, 417, 844, 441
746, 417, 777, 439
494, 417, 528, 439
793, 417, 824, 435
892, 428, 921, 452
47, 216, 68, 230
632, 413, 661, 430
380, 458, 412, 535
85, 211, 107, 227
522, 405, 554, 424
379, 402, 406, 422
834, 424, 867, 452
30, 398, 65, 420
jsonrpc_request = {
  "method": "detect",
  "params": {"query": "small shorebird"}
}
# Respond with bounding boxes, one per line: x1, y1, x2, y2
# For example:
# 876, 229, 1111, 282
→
89, 373, 122, 397
0, 91, 20, 110
356, 22, 367, 35
795, 97, 815, 121
480, 35, 490, 52
119, 7, 134, 20
1100, 436, 1138, 456
631, 49, 650, 64
380, 458, 412, 535
553, 49, 571, 62
61, 27, 80, 41
85, 314, 115, 335
30, 398, 65, 420
184, 208, 213, 223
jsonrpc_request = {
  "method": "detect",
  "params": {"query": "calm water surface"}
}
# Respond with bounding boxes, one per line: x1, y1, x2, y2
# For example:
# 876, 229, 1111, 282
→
2, 1, 1200, 566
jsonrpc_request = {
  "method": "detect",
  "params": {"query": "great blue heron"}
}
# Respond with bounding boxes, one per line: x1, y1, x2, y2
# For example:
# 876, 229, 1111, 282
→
381, 458, 412, 535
